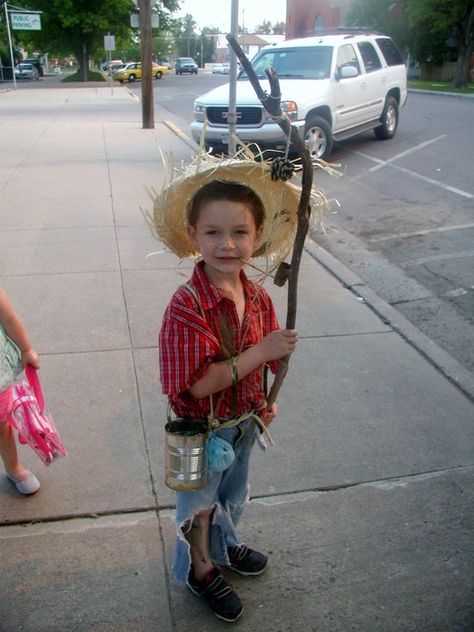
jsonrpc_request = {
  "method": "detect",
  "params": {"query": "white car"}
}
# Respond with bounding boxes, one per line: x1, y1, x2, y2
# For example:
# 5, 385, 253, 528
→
15, 63, 39, 80
212, 63, 230, 74
192, 33, 407, 159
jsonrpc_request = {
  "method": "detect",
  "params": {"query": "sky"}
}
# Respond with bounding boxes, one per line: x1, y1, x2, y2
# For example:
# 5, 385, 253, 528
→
175, 0, 287, 33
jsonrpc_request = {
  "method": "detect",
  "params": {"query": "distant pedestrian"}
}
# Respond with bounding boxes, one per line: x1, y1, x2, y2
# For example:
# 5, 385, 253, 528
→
146, 154, 303, 622
0, 288, 40, 495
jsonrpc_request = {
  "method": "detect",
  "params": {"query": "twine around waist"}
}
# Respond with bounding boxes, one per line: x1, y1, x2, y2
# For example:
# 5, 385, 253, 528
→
173, 410, 275, 447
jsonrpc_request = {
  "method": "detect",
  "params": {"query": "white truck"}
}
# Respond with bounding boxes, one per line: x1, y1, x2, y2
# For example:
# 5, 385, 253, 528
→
191, 33, 408, 160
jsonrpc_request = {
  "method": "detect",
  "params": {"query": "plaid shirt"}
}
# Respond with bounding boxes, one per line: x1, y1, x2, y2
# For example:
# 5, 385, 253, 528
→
159, 261, 280, 419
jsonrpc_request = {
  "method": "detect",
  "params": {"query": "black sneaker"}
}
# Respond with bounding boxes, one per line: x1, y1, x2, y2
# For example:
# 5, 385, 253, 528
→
227, 544, 268, 576
187, 565, 243, 622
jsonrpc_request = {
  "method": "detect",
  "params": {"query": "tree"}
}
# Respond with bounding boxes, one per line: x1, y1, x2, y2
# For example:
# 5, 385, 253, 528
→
14, 0, 180, 79
272, 21, 286, 35
256, 20, 272, 34
345, 0, 410, 52
406, 0, 474, 88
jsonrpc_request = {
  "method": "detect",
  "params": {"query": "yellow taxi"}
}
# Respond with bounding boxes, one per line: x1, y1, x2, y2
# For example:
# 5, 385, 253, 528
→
113, 61, 170, 83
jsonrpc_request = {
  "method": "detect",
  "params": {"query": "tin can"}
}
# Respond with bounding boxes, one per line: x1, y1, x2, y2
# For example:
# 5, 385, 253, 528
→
165, 419, 208, 492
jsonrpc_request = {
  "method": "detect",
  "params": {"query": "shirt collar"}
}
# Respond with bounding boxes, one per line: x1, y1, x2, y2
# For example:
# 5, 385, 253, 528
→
191, 260, 270, 312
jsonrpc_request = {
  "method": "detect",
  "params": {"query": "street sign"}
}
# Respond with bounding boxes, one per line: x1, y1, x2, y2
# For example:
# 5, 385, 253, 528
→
130, 13, 159, 28
11, 13, 41, 30
104, 35, 115, 51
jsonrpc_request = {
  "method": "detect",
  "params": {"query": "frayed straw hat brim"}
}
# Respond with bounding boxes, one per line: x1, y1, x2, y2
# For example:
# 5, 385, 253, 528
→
145, 155, 302, 265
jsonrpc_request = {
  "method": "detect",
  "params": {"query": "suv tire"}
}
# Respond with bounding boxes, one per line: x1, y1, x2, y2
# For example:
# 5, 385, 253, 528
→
155, 71, 162, 79
304, 116, 333, 160
128, 74, 137, 82
374, 96, 398, 140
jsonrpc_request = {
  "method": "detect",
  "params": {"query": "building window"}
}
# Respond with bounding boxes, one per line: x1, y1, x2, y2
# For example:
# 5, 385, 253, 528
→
314, 15, 324, 34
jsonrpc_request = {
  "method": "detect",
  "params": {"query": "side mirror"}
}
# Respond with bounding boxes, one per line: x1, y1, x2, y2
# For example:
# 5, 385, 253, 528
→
338, 65, 359, 79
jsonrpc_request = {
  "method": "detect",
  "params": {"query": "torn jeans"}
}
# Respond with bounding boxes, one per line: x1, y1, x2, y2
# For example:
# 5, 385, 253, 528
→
173, 416, 260, 583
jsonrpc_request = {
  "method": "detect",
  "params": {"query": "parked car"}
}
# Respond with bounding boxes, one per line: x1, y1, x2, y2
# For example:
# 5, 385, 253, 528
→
176, 57, 198, 75
113, 61, 170, 83
103, 59, 123, 72
212, 63, 230, 74
191, 33, 407, 159
23, 59, 43, 76
14, 63, 39, 80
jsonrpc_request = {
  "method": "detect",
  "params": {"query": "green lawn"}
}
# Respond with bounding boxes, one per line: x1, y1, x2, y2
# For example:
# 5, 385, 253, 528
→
408, 79, 474, 94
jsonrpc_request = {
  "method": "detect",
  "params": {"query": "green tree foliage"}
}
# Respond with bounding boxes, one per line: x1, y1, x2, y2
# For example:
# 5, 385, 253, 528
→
406, 0, 473, 87
256, 20, 272, 34
10, 0, 180, 78
345, 0, 410, 51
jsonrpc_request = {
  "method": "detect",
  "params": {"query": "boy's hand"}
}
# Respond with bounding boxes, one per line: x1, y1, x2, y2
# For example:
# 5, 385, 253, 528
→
262, 402, 278, 426
258, 329, 298, 362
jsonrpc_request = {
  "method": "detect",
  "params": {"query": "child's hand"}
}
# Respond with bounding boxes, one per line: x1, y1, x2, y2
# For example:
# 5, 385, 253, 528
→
262, 402, 278, 426
21, 348, 40, 369
258, 329, 298, 362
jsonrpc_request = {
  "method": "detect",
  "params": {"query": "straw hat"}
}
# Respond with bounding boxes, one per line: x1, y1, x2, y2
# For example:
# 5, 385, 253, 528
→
144, 151, 304, 266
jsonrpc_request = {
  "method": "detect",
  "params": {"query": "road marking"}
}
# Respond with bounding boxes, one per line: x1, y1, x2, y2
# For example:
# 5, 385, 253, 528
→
400, 250, 474, 268
353, 153, 473, 199
367, 135, 447, 172
164, 119, 192, 141
368, 223, 474, 243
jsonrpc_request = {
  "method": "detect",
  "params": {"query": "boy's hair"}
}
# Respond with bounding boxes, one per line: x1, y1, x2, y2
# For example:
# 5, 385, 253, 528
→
187, 180, 266, 229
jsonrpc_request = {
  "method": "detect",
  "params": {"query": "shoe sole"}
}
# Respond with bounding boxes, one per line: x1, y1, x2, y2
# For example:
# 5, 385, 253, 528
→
226, 563, 267, 576
186, 582, 244, 623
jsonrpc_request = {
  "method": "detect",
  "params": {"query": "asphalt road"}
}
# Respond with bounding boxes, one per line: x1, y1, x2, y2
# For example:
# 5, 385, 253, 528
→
6, 71, 474, 372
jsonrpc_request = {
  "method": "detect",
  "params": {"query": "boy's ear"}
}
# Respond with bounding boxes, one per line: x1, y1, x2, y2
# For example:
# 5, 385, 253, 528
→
255, 224, 264, 245
187, 224, 198, 246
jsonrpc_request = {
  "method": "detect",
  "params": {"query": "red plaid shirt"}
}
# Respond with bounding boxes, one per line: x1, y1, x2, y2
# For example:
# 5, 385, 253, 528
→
159, 261, 280, 419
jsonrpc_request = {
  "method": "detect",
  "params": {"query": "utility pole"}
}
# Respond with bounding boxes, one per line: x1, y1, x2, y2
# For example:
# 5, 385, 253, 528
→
139, 0, 154, 129
228, 0, 239, 155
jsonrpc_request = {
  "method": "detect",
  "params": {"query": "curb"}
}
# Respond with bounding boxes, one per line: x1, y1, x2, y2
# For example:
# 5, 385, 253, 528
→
408, 88, 474, 99
304, 239, 474, 403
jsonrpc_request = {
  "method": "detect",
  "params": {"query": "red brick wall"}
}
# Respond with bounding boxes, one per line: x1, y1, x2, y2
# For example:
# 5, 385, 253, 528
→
286, 0, 347, 40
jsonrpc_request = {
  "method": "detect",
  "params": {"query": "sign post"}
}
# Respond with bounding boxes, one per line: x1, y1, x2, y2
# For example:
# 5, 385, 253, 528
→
104, 33, 115, 94
3, 1, 16, 88
3, 3, 43, 89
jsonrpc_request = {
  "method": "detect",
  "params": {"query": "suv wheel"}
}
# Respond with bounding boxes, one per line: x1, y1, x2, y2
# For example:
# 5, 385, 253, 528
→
128, 74, 137, 82
155, 71, 162, 79
304, 116, 333, 160
374, 96, 398, 140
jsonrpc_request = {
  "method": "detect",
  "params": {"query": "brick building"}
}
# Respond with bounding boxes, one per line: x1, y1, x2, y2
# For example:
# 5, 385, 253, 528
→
285, 0, 354, 39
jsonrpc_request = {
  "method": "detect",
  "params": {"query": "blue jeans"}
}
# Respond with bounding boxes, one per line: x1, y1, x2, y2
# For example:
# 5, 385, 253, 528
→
173, 417, 260, 583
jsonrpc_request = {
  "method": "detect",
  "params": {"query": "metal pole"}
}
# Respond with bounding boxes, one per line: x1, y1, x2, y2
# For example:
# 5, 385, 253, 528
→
4, 2, 17, 89
139, 0, 154, 128
228, 0, 239, 155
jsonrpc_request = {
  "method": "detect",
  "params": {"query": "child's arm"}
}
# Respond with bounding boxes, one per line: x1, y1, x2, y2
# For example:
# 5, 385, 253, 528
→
0, 289, 40, 368
189, 328, 297, 399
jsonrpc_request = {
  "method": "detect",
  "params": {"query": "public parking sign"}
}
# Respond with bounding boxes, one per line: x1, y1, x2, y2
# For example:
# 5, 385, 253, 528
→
11, 13, 42, 30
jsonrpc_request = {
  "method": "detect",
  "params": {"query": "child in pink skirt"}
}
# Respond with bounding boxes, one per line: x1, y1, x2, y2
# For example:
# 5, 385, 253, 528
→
0, 288, 40, 494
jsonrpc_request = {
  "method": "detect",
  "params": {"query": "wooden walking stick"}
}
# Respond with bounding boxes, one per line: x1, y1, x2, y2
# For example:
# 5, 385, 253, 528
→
227, 34, 315, 407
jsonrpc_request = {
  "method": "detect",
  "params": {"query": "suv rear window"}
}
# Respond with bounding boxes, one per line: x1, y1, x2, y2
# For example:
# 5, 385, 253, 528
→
242, 46, 333, 80
376, 38, 404, 66
357, 42, 382, 73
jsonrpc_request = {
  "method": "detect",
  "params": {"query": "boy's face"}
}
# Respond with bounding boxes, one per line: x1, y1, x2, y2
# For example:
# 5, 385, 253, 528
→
188, 199, 263, 277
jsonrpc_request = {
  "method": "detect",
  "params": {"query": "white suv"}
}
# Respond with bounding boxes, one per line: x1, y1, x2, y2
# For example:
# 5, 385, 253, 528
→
191, 33, 407, 159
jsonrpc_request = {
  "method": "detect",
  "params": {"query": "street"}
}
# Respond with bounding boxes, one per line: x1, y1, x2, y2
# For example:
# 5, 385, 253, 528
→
5, 71, 474, 371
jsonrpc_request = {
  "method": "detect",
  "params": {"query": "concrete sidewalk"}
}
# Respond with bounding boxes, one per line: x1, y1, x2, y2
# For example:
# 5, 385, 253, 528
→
0, 86, 473, 632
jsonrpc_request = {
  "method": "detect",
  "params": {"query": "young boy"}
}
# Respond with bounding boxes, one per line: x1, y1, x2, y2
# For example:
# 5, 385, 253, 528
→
159, 178, 298, 622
